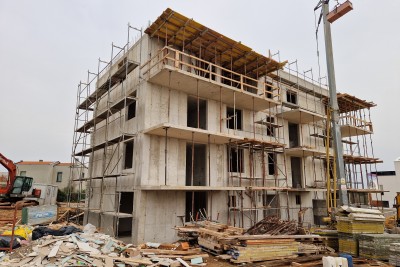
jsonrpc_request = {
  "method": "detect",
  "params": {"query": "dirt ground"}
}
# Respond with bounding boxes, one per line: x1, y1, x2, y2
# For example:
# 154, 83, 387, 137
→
0, 208, 22, 227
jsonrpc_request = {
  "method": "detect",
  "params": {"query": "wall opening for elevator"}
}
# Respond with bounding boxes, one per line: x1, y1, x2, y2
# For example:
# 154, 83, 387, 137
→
185, 143, 207, 222
291, 157, 302, 188
186, 143, 206, 186
288, 123, 299, 148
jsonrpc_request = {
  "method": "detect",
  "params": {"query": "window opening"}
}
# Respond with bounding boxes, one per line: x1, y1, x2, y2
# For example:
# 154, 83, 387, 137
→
228, 147, 244, 173
124, 141, 134, 169
226, 107, 242, 130
287, 90, 297, 104
56, 172, 62, 182
187, 96, 207, 129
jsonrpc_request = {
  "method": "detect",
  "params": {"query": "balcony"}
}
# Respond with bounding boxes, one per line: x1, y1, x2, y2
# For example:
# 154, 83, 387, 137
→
285, 146, 326, 157
141, 47, 281, 112
340, 115, 373, 138
144, 123, 242, 144
277, 108, 326, 124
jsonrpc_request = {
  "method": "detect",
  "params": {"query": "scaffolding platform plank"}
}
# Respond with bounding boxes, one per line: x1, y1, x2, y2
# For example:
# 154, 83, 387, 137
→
231, 138, 285, 149
73, 173, 128, 181
342, 139, 358, 145
343, 154, 382, 164
78, 60, 138, 110
248, 186, 326, 192
76, 93, 136, 133
74, 134, 135, 156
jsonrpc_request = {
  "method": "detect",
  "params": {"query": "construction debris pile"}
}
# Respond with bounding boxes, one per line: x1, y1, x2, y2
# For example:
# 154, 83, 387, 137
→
337, 206, 385, 256
0, 223, 206, 266
0, 214, 395, 267
177, 217, 333, 264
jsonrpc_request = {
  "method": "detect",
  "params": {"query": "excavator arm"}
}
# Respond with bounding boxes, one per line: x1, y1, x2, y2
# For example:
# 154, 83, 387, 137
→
0, 152, 17, 195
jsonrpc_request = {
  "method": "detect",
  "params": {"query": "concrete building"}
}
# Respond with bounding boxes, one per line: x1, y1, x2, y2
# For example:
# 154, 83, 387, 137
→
71, 8, 383, 243
16, 161, 73, 191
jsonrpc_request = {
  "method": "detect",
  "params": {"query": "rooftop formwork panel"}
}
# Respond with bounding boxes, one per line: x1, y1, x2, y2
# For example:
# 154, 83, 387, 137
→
145, 8, 287, 78
324, 93, 376, 113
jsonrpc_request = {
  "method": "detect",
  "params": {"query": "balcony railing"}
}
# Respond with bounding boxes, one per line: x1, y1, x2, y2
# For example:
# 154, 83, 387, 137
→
339, 115, 373, 132
142, 46, 281, 102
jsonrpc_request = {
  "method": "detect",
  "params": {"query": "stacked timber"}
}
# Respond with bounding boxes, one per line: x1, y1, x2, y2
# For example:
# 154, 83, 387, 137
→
336, 206, 385, 256
358, 234, 400, 261
338, 233, 360, 256
228, 238, 299, 263
197, 221, 244, 254
336, 207, 385, 234
389, 242, 400, 266
190, 218, 332, 263
176, 224, 200, 241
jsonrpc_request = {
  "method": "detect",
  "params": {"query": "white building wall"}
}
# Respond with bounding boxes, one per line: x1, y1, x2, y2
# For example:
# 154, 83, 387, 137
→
377, 159, 400, 207
15, 163, 72, 190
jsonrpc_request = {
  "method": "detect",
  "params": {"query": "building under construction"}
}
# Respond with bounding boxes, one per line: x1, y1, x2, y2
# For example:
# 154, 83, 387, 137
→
70, 8, 384, 243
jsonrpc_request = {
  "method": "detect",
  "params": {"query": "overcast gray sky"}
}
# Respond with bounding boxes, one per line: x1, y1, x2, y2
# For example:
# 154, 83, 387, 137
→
0, 1, 399, 171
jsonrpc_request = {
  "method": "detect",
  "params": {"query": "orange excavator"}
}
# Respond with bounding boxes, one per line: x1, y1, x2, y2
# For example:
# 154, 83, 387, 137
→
0, 152, 34, 202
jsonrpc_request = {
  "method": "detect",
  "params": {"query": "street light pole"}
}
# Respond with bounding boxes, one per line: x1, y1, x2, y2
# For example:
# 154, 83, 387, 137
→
321, 0, 349, 206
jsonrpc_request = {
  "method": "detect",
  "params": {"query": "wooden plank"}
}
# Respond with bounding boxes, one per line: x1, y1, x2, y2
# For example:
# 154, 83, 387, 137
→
198, 228, 230, 238
153, 254, 209, 260
231, 255, 297, 263
252, 255, 324, 267
105, 256, 114, 267
48, 240, 63, 258
92, 255, 153, 265
198, 237, 222, 250
233, 234, 322, 240
139, 248, 202, 255
291, 260, 322, 267
176, 257, 191, 267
